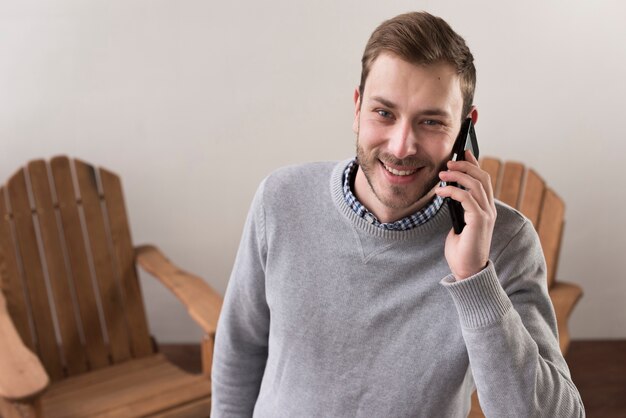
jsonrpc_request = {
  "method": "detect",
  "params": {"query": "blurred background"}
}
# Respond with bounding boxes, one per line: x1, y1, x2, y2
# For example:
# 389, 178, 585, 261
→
1, 0, 624, 343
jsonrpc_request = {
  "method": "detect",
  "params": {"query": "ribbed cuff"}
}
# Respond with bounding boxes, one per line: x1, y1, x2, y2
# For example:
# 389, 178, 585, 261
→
440, 261, 513, 329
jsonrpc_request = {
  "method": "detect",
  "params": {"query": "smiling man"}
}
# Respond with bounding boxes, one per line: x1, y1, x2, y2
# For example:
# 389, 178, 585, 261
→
212, 12, 584, 417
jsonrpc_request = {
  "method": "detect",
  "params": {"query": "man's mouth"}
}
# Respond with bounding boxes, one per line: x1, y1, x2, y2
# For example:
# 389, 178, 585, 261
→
382, 162, 419, 176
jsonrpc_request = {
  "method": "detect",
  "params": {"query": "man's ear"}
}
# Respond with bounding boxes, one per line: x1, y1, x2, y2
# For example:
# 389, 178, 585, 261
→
467, 105, 478, 125
352, 87, 361, 134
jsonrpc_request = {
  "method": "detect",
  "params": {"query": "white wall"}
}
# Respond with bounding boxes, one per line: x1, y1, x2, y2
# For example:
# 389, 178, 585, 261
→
1, 0, 624, 342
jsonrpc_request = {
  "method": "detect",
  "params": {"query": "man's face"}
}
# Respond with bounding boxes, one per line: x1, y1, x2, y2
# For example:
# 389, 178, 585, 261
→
352, 53, 467, 223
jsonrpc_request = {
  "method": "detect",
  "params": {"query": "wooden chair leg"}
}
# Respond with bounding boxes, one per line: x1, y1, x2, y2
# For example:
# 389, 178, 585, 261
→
201, 332, 216, 378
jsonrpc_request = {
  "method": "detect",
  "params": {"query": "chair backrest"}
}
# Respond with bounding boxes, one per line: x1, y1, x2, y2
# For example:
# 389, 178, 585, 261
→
480, 157, 564, 289
0, 156, 154, 382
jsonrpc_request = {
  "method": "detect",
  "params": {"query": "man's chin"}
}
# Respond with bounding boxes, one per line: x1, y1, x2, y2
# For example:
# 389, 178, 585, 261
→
375, 189, 425, 212
374, 183, 437, 213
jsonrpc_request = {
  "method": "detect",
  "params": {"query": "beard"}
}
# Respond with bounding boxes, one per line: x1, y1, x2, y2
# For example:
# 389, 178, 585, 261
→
356, 140, 446, 211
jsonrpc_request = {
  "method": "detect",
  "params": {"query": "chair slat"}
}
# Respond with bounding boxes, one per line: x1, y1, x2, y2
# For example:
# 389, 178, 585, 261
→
519, 168, 546, 227
100, 168, 153, 358
0, 188, 35, 351
49, 364, 181, 409
498, 162, 525, 208
536, 188, 564, 288
479, 157, 502, 196
41, 354, 211, 418
74, 160, 132, 364
91, 379, 211, 418
147, 398, 212, 418
46, 354, 165, 392
7, 169, 64, 380
28, 160, 88, 376
50, 156, 110, 370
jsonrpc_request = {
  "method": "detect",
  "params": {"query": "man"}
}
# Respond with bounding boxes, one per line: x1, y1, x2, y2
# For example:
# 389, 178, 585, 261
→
212, 11, 584, 417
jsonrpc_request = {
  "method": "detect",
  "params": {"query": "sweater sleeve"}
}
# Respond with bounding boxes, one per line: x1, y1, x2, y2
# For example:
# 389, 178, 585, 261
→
211, 180, 270, 417
441, 220, 585, 417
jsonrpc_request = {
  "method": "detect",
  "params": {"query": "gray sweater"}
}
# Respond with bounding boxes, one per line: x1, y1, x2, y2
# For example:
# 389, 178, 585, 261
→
212, 160, 584, 417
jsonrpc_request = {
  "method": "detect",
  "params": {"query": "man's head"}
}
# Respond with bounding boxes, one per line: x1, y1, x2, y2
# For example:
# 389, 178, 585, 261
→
359, 11, 475, 120
352, 12, 477, 223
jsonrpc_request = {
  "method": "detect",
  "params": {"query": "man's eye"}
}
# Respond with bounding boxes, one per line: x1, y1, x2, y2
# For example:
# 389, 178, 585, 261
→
423, 119, 441, 126
376, 109, 392, 119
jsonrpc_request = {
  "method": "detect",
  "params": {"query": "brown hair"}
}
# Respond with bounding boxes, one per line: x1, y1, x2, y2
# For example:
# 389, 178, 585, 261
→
359, 12, 476, 119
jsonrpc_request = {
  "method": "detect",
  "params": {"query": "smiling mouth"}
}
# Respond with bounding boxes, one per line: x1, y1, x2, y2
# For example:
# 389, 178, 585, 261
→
381, 162, 419, 176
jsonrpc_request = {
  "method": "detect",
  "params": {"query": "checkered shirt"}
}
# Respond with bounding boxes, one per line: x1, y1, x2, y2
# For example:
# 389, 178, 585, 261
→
342, 158, 444, 231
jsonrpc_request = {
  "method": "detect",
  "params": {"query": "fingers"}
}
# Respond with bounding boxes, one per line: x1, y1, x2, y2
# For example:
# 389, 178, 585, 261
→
437, 171, 490, 214
436, 177, 496, 233
438, 171, 487, 210
443, 151, 495, 208
436, 178, 483, 214
436, 151, 497, 224
436, 179, 488, 222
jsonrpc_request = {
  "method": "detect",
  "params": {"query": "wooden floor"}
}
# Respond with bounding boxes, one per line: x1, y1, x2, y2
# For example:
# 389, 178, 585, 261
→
564, 340, 626, 417
161, 340, 626, 417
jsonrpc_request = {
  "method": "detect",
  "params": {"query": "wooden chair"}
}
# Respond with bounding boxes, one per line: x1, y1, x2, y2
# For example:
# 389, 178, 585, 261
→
468, 156, 584, 418
0, 156, 222, 417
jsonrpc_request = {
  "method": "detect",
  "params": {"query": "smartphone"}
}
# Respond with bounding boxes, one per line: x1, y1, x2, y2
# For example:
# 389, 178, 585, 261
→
444, 118, 479, 234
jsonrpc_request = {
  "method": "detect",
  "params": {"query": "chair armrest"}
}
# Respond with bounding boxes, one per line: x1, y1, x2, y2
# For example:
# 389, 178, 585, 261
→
549, 281, 583, 354
550, 281, 583, 324
135, 245, 223, 335
0, 292, 49, 401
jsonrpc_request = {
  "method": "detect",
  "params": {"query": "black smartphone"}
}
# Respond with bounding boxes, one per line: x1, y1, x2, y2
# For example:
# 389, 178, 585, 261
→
444, 118, 479, 234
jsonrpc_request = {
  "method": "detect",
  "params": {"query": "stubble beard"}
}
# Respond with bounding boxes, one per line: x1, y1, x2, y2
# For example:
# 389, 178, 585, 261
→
356, 139, 445, 211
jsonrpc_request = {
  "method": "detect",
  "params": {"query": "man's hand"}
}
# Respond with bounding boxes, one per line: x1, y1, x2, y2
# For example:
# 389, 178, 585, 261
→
435, 150, 497, 280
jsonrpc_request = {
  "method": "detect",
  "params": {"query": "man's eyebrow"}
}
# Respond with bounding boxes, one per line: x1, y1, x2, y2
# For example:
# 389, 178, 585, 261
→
370, 96, 397, 109
420, 109, 452, 118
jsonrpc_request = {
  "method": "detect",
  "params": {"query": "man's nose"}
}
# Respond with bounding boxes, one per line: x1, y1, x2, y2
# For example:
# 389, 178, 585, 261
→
388, 121, 418, 160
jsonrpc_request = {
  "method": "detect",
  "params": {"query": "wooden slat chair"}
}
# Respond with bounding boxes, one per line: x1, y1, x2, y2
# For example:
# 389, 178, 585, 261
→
468, 156, 583, 418
0, 156, 222, 418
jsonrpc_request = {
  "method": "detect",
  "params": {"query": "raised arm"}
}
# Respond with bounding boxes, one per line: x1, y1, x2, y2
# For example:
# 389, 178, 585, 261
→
442, 220, 585, 417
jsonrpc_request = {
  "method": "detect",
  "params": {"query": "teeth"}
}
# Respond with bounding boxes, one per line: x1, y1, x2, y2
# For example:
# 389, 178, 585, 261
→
384, 164, 417, 176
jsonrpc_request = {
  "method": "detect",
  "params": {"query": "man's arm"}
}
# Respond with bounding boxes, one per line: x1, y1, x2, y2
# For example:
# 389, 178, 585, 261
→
442, 222, 585, 417
212, 180, 270, 417
436, 151, 584, 416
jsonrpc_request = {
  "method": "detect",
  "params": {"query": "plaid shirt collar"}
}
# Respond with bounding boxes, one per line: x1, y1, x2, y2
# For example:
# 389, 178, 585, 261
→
342, 158, 443, 231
